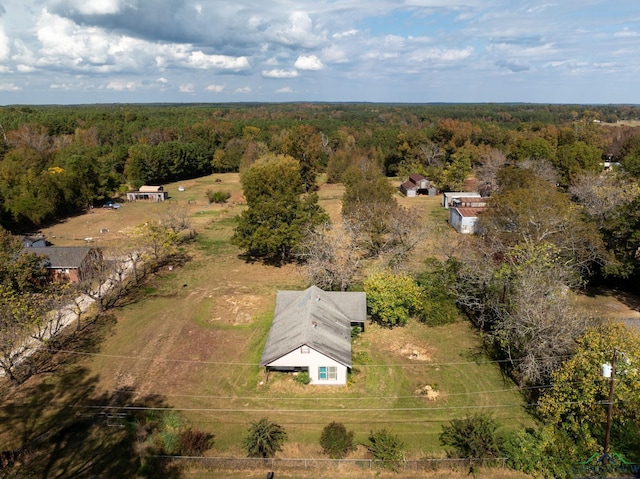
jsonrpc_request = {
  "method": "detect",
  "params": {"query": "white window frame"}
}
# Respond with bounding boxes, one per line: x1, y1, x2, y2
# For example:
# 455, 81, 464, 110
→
318, 366, 337, 381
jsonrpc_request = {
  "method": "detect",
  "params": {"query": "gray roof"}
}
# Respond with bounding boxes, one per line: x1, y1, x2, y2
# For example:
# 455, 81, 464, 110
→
260, 285, 366, 368
27, 247, 93, 269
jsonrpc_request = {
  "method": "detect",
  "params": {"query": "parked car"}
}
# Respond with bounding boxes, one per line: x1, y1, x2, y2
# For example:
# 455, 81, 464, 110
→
103, 201, 121, 209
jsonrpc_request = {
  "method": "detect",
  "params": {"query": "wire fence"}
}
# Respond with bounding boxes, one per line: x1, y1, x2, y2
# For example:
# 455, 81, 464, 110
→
149, 455, 508, 473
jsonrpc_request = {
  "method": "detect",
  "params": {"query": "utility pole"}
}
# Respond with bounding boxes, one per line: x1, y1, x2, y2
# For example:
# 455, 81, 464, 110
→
603, 349, 618, 456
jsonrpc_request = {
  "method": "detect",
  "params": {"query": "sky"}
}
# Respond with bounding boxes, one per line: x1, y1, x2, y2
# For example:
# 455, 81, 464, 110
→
0, 0, 639, 105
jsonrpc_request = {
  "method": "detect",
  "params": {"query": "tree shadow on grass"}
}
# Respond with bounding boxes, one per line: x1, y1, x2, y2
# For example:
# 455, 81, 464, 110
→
0, 365, 182, 478
0, 312, 183, 478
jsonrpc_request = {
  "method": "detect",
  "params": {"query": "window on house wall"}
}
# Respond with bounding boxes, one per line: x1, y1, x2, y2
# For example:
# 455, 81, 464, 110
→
301, 346, 310, 354
318, 366, 337, 380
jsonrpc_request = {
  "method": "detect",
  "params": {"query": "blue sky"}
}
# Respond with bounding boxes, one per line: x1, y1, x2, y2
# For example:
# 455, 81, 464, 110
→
0, 0, 639, 105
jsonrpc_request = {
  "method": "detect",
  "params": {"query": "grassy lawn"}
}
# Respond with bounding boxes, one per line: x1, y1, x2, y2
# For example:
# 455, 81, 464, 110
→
0, 173, 536, 477
69, 175, 531, 458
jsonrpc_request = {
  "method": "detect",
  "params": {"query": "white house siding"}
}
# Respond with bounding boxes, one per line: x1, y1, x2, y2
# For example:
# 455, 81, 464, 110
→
267, 346, 348, 385
449, 208, 463, 232
449, 207, 481, 234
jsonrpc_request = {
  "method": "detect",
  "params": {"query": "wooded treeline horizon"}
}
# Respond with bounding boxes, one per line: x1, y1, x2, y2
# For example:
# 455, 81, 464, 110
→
1, 102, 640, 287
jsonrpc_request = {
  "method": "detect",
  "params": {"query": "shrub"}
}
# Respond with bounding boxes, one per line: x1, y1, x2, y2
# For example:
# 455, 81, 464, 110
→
158, 411, 183, 455
178, 428, 215, 456
293, 371, 311, 385
364, 270, 424, 327
439, 414, 501, 459
502, 426, 577, 479
351, 325, 362, 340
205, 189, 231, 204
244, 417, 287, 458
367, 429, 405, 471
320, 422, 356, 459
417, 258, 460, 326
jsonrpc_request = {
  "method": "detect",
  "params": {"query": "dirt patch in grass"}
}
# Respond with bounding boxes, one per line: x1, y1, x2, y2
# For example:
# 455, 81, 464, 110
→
366, 323, 435, 363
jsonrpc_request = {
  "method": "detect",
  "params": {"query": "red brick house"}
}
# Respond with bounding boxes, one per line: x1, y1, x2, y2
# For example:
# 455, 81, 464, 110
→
28, 247, 103, 283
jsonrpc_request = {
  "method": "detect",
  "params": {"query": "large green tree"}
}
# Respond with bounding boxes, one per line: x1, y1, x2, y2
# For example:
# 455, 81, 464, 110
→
538, 323, 640, 461
232, 154, 327, 263
480, 166, 608, 279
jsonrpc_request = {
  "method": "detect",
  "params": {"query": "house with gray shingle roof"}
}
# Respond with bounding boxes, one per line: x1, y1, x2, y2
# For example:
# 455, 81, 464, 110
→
27, 246, 102, 283
260, 285, 366, 385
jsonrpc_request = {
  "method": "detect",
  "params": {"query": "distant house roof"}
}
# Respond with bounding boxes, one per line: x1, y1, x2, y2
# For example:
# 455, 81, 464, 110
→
260, 286, 366, 368
409, 173, 427, 183
401, 180, 419, 191
27, 246, 94, 269
20, 235, 47, 248
138, 185, 164, 193
455, 207, 486, 218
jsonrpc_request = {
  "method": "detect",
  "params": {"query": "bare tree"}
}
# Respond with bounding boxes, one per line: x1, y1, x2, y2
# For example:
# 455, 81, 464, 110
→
569, 171, 640, 227
0, 288, 44, 384
474, 148, 507, 194
157, 204, 192, 233
418, 142, 444, 167
490, 244, 591, 385
31, 287, 74, 343
297, 222, 363, 292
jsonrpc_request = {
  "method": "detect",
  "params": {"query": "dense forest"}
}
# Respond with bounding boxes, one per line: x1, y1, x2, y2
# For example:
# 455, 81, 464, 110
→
2, 102, 640, 285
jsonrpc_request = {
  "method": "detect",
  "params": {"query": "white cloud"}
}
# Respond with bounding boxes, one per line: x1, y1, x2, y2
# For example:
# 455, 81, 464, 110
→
157, 77, 168, 83
333, 29, 358, 39
0, 26, 9, 62
488, 42, 555, 58
322, 45, 349, 63
179, 83, 194, 93
106, 80, 138, 91
35, 9, 143, 71
235, 86, 251, 93
362, 50, 399, 61
614, 28, 640, 38
276, 86, 293, 93
262, 69, 298, 78
205, 84, 225, 92
294, 54, 324, 70
267, 11, 325, 48
185, 51, 250, 71
17, 64, 36, 73
50, 82, 83, 90
412, 47, 473, 62
0, 82, 20, 91
69, 0, 122, 15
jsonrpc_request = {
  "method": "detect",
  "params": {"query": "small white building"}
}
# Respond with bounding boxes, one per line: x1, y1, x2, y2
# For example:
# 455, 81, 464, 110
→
442, 191, 481, 209
260, 286, 366, 385
126, 185, 168, 202
449, 207, 485, 234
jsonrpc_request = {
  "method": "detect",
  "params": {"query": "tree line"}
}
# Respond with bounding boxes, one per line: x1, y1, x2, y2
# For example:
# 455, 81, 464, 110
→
2, 103, 640, 231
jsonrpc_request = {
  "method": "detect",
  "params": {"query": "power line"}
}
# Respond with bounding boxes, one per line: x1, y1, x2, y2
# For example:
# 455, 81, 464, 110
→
66, 399, 614, 414
46, 347, 572, 368
71, 402, 533, 413
91, 383, 552, 402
